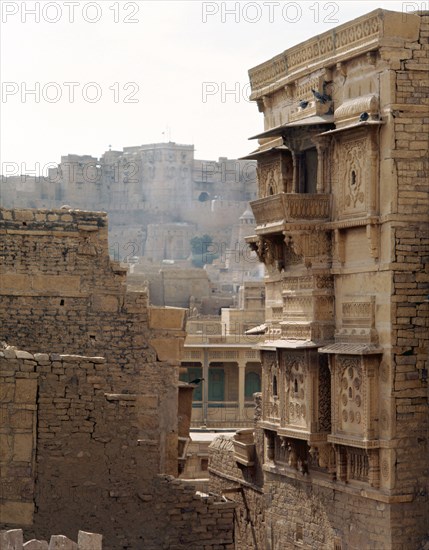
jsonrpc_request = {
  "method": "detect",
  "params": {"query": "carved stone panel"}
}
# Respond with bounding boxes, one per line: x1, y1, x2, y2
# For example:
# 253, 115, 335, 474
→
256, 153, 293, 197
262, 351, 281, 424
331, 354, 380, 443
318, 355, 331, 433
379, 448, 396, 490
337, 356, 364, 436
336, 134, 377, 219
336, 296, 378, 344
283, 352, 308, 429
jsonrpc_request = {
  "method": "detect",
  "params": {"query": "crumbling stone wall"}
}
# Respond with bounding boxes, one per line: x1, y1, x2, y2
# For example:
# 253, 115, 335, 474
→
0, 207, 179, 475
209, 436, 265, 550
141, 476, 235, 550
209, 395, 265, 550
0, 349, 159, 547
0, 346, 235, 549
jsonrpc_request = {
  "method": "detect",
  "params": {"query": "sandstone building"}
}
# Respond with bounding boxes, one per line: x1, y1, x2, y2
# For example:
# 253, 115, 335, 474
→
210, 9, 429, 549
181, 282, 265, 429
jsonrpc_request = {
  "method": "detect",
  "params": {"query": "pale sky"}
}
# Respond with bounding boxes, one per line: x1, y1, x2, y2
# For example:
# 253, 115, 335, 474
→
1, 0, 407, 176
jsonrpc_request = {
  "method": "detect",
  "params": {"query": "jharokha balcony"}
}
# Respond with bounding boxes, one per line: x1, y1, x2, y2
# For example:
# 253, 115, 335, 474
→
250, 193, 331, 228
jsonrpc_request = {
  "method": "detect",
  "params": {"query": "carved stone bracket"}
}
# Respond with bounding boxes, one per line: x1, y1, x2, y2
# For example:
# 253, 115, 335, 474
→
249, 236, 286, 271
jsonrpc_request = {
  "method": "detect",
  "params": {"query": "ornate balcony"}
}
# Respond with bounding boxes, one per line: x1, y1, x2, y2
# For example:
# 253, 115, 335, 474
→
250, 193, 331, 228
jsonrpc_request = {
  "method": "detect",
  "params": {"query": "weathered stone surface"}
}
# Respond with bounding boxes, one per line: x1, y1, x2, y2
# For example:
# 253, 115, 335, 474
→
77, 531, 102, 550
0, 529, 24, 550
48, 535, 78, 550
15, 351, 34, 360
14, 379, 38, 403
0, 501, 34, 525
23, 539, 49, 549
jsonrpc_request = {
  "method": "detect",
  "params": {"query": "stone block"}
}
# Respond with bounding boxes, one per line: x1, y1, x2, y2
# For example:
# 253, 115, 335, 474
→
0, 529, 24, 550
0, 383, 15, 403
0, 502, 34, 525
14, 210, 34, 222
91, 295, 119, 313
137, 395, 158, 409
149, 338, 184, 362
32, 275, 80, 293
15, 379, 38, 403
77, 531, 103, 550
48, 535, 78, 550
148, 307, 187, 330
34, 353, 50, 362
9, 409, 34, 429
15, 351, 34, 360
13, 433, 34, 462
23, 540, 49, 549
0, 435, 13, 461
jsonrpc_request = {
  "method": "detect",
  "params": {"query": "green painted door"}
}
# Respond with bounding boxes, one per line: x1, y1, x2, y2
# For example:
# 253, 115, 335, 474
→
208, 368, 224, 401
245, 372, 261, 399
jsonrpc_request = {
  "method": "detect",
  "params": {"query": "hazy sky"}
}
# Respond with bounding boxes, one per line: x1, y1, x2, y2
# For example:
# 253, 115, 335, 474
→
1, 0, 407, 175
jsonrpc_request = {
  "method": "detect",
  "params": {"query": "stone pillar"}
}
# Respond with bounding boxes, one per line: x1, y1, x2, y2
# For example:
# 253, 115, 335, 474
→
291, 151, 298, 192
315, 140, 328, 193
238, 358, 246, 420
202, 349, 209, 426
336, 445, 347, 482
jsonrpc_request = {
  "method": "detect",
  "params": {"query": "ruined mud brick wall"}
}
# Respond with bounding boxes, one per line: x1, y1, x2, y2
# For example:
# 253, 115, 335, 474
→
0, 208, 179, 475
0, 349, 235, 549
0, 349, 159, 548
139, 475, 235, 550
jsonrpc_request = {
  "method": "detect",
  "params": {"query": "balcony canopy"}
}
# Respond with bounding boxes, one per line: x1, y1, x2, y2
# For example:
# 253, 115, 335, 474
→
239, 146, 288, 160
249, 115, 334, 140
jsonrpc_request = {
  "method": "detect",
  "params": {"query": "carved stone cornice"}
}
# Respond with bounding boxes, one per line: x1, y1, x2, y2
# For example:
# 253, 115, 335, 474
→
248, 10, 420, 100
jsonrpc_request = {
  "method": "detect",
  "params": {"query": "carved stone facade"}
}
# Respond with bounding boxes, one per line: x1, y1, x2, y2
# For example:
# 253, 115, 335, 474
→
213, 9, 428, 550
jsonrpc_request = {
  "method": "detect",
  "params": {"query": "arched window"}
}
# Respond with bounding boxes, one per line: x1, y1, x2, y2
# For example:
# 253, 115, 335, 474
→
245, 372, 261, 400
198, 192, 210, 202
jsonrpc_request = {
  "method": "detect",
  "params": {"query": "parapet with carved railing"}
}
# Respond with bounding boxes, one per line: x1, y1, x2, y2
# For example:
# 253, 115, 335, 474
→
250, 193, 331, 225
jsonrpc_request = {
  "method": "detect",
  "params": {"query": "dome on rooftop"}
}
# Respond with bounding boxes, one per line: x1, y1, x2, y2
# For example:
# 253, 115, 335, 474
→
239, 208, 255, 223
